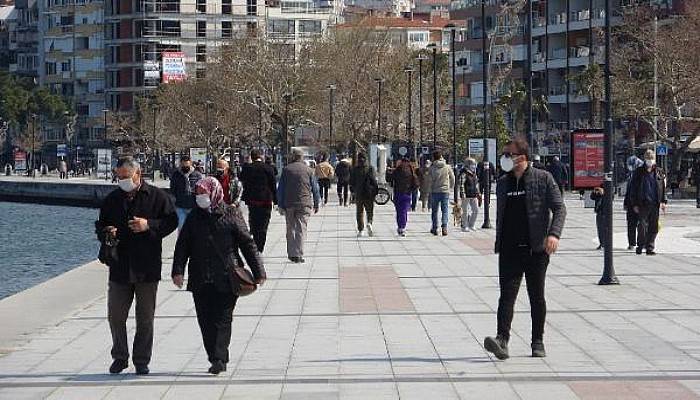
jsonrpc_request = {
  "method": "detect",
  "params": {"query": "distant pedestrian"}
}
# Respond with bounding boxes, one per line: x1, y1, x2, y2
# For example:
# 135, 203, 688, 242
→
335, 156, 351, 207
458, 157, 482, 232
692, 156, 700, 209
265, 156, 278, 179
392, 156, 419, 236
546, 156, 567, 196
532, 155, 545, 170
240, 149, 277, 253
624, 156, 643, 250
170, 155, 203, 231
350, 152, 378, 237
58, 159, 68, 179
315, 153, 335, 206
214, 159, 235, 205
277, 148, 320, 263
590, 186, 607, 250
426, 150, 455, 236
477, 158, 496, 195
484, 137, 566, 360
628, 149, 667, 256
95, 156, 178, 375
171, 177, 266, 375
418, 159, 432, 212
410, 158, 419, 211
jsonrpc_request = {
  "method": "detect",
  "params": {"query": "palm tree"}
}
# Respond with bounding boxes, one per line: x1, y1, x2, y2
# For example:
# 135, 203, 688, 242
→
569, 63, 603, 128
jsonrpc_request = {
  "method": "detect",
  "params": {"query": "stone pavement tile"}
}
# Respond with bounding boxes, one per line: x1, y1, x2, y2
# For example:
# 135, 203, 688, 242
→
0, 387, 56, 400
512, 382, 580, 400
338, 382, 398, 400
279, 383, 339, 400
44, 386, 112, 399
568, 380, 700, 400
221, 383, 283, 399
453, 382, 521, 400
396, 382, 460, 400
101, 385, 170, 400
161, 384, 226, 400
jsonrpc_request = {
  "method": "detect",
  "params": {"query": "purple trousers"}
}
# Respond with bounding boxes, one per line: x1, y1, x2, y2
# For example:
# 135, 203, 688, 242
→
395, 191, 413, 230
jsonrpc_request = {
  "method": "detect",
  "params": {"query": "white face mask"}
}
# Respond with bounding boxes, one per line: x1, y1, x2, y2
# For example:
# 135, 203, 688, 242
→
645, 159, 655, 168
500, 155, 514, 173
118, 177, 137, 192
195, 194, 211, 209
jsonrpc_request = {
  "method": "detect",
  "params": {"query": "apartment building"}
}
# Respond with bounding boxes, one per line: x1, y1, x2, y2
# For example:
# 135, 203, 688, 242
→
38, 0, 106, 157
336, 14, 454, 51
8, 0, 38, 77
0, 4, 15, 69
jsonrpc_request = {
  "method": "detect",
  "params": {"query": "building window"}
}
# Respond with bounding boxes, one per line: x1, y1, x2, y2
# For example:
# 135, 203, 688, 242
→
196, 68, 206, 79
298, 20, 321, 34
222, 21, 232, 38
196, 44, 206, 62
196, 0, 206, 13
76, 37, 89, 50
246, 0, 256, 15
222, 0, 232, 14
45, 62, 56, 75
61, 60, 71, 72
408, 32, 427, 43
197, 20, 206, 38
268, 19, 294, 35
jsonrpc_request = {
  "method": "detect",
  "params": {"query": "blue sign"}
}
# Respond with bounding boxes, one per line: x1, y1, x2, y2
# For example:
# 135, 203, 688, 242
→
656, 144, 668, 156
57, 144, 67, 157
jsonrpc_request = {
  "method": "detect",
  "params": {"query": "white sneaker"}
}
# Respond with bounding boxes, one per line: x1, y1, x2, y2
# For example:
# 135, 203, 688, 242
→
367, 224, 374, 237
470, 227, 478, 232
461, 227, 468, 232
357, 230, 364, 237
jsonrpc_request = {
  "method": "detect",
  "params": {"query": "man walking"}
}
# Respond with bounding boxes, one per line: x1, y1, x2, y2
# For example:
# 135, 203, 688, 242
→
96, 157, 178, 375
277, 148, 320, 263
240, 149, 277, 253
427, 150, 455, 236
335, 155, 351, 207
628, 149, 667, 256
214, 159, 240, 205
458, 157, 482, 232
692, 155, 700, 209
392, 155, 419, 236
315, 153, 335, 206
170, 155, 203, 231
624, 156, 643, 250
484, 137, 566, 360
350, 152, 378, 237
546, 156, 567, 196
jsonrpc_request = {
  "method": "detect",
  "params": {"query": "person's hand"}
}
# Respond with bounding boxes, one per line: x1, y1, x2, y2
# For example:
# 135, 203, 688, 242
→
255, 278, 266, 286
314, 206, 319, 214
172, 275, 184, 289
660, 203, 667, 213
544, 235, 560, 255
633, 206, 640, 214
128, 217, 149, 233
105, 226, 117, 238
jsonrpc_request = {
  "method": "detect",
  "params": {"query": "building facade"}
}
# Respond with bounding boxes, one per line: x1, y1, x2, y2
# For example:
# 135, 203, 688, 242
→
9, 0, 38, 78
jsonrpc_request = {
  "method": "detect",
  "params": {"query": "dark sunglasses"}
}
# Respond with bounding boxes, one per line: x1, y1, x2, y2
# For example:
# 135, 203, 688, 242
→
501, 152, 522, 158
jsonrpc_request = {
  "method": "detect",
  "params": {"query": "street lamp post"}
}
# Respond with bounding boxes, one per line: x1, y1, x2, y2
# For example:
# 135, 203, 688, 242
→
430, 44, 438, 147
255, 96, 263, 148
404, 66, 414, 159
152, 105, 158, 178
599, 0, 618, 285
374, 78, 384, 143
417, 53, 428, 159
283, 93, 292, 163
31, 114, 36, 177
328, 84, 336, 151
447, 24, 458, 202
102, 108, 109, 180
481, 0, 492, 229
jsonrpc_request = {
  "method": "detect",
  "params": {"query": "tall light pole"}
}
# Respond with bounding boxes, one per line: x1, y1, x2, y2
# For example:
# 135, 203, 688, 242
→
404, 66, 414, 158
102, 108, 109, 180
328, 84, 336, 151
152, 104, 158, 177
599, 0, 618, 285
374, 78, 384, 143
429, 43, 438, 147
481, 0, 492, 229
526, 0, 534, 155
31, 113, 37, 177
417, 53, 428, 158
283, 93, 292, 163
447, 24, 458, 202
255, 95, 263, 149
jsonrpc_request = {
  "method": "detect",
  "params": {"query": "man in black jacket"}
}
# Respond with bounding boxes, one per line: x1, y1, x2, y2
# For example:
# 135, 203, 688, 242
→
240, 149, 277, 253
96, 156, 178, 375
170, 155, 203, 231
484, 137, 566, 361
628, 149, 668, 255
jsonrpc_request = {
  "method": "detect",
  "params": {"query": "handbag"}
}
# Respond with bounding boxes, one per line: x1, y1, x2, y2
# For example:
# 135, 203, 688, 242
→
96, 221, 119, 267
205, 217, 258, 297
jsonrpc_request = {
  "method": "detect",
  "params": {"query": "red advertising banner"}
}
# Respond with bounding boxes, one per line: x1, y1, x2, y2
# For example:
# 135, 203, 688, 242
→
162, 52, 187, 83
571, 129, 604, 189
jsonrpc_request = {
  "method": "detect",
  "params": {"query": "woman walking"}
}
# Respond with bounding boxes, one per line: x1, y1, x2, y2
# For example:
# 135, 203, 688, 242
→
392, 156, 419, 236
172, 177, 266, 375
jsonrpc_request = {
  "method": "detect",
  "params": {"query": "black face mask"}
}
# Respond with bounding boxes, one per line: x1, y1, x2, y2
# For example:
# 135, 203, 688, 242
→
181, 166, 191, 173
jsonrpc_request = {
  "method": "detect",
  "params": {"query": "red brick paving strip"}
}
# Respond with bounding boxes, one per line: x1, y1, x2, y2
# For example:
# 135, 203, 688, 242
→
339, 266, 415, 313
568, 380, 700, 400
460, 238, 494, 255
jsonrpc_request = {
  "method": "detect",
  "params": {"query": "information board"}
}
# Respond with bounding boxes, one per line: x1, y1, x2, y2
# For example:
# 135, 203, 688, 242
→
571, 129, 604, 189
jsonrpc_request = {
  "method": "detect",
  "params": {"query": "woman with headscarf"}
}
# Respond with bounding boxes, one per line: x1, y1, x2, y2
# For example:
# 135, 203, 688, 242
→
171, 177, 266, 374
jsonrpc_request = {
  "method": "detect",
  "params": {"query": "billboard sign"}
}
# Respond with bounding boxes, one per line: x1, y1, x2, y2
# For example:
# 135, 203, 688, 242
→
96, 149, 112, 174
468, 138, 497, 164
162, 52, 187, 83
14, 150, 27, 171
571, 129, 604, 189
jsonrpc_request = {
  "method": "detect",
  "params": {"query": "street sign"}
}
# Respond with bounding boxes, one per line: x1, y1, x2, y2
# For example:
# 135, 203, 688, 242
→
468, 138, 497, 163
398, 146, 408, 156
656, 144, 668, 156
57, 144, 67, 157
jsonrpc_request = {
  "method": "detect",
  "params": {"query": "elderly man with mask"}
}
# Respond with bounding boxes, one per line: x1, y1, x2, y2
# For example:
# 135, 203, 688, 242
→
628, 149, 668, 256
484, 136, 566, 361
96, 156, 178, 375
623, 156, 644, 250
277, 148, 320, 263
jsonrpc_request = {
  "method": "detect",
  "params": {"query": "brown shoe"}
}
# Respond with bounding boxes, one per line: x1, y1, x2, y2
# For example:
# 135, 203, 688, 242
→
441, 227, 448, 236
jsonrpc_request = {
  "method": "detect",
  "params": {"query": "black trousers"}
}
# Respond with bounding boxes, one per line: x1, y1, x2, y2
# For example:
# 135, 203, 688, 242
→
248, 205, 272, 253
626, 208, 638, 247
497, 248, 549, 342
337, 182, 349, 206
637, 205, 660, 251
596, 212, 607, 248
318, 178, 331, 204
355, 197, 374, 231
108, 281, 158, 365
193, 285, 238, 364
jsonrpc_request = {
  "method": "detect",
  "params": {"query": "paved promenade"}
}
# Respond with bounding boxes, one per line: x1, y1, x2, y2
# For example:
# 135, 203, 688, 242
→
1, 193, 700, 399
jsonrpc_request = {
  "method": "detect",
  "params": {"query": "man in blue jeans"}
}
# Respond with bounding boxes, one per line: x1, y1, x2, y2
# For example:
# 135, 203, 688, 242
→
427, 151, 455, 236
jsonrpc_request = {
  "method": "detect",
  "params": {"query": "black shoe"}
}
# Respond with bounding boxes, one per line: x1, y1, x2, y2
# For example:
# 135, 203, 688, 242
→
596, 245, 603, 250
627, 245, 635, 250
109, 359, 128, 374
484, 336, 509, 360
208, 360, 226, 375
531, 341, 546, 358
135, 364, 149, 375
646, 250, 657, 256
635, 247, 643, 255
430, 229, 438, 236
295, 257, 305, 263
